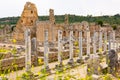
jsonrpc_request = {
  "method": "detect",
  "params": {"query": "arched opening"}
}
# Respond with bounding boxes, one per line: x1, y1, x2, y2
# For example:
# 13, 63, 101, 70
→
21, 20, 23, 23
73, 31, 75, 36
63, 31, 66, 37
31, 20, 33, 23
31, 11, 33, 14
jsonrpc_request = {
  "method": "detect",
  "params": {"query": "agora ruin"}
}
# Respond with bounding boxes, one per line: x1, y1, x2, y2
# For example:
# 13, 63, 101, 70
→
0, 1, 120, 80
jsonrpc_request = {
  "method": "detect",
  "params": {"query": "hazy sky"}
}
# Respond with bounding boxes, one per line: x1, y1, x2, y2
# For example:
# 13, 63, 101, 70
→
0, 0, 120, 18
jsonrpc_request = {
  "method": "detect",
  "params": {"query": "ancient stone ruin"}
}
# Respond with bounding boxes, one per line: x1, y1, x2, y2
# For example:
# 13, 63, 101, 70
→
13, 2, 38, 41
0, 1, 120, 80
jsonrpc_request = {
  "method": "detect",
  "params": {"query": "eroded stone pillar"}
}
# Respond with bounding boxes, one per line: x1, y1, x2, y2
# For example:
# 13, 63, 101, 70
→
31, 37, 38, 66
25, 29, 31, 72
99, 30, 103, 54
58, 30, 63, 66
31, 38, 37, 54
93, 31, 97, 55
79, 31, 82, 58
86, 30, 90, 56
64, 14, 69, 25
68, 30, 74, 65
108, 31, 112, 51
104, 32, 107, 52
44, 30, 50, 70
77, 31, 83, 63
112, 31, 115, 50
49, 9, 55, 24
116, 40, 119, 49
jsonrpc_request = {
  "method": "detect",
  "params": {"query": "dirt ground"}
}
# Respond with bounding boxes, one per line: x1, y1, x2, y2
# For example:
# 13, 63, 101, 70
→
4, 52, 120, 80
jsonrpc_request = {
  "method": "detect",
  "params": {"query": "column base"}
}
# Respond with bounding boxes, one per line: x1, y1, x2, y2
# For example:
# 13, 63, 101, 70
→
68, 59, 74, 66
77, 58, 84, 64
55, 62, 64, 71
84, 55, 90, 60
21, 71, 35, 80
55, 62, 63, 68
41, 66, 51, 74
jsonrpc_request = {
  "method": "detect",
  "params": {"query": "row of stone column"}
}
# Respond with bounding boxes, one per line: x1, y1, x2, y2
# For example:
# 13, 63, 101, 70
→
24, 28, 118, 72
57, 30, 118, 65
25, 29, 37, 72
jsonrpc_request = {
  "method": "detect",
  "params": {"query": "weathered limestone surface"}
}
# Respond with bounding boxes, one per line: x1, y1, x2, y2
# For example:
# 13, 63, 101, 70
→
64, 14, 69, 25
11, 1, 113, 44
36, 21, 56, 42
36, 9, 58, 42
49, 9, 55, 24
107, 49, 119, 74
0, 55, 36, 71
13, 2, 38, 41
87, 55, 101, 75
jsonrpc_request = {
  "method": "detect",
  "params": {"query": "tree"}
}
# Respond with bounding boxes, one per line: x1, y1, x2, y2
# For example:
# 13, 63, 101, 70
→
112, 25, 117, 30
97, 21, 103, 26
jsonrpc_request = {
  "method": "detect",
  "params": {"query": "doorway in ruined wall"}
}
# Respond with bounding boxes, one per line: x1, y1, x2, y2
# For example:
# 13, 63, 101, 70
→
63, 31, 66, 37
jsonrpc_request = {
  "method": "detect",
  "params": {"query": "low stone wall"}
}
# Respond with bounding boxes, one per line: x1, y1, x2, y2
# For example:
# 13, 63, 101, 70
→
0, 55, 36, 71
0, 52, 12, 59
37, 49, 78, 63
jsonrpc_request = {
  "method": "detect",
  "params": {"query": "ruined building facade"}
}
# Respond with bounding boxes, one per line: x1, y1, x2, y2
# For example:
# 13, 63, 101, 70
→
13, 2, 38, 41
13, 2, 113, 43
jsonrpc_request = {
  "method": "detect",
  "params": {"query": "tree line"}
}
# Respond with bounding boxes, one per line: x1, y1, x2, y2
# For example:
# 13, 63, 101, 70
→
0, 14, 120, 27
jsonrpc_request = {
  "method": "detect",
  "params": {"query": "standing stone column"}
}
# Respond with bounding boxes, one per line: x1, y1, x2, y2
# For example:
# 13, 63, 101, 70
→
112, 31, 115, 50
25, 29, 31, 72
31, 38, 38, 66
104, 32, 107, 52
77, 31, 83, 63
52, 26, 56, 42
4, 29, 6, 41
86, 30, 90, 56
44, 30, 50, 71
49, 9, 55, 24
1, 30, 3, 42
99, 30, 103, 54
68, 30, 74, 65
93, 31, 97, 55
106, 31, 111, 65
58, 30, 63, 66
108, 31, 112, 51
64, 14, 69, 25
116, 40, 119, 49
95, 32, 99, 50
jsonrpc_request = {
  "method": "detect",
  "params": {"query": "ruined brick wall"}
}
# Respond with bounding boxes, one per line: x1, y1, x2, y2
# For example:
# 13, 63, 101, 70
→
13, 2, 38, 41
36, 21, 57, 42
49, 9, 55, 24
115, 26, 120, 38
89, 23, 100, 37
64, 14, 69, 25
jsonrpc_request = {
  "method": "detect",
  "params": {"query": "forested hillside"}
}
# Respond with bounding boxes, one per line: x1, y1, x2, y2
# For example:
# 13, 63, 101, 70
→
0, 14, 120, 26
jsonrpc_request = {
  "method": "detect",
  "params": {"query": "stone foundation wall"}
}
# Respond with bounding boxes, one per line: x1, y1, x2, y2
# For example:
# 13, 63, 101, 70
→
0, 55, 36, 71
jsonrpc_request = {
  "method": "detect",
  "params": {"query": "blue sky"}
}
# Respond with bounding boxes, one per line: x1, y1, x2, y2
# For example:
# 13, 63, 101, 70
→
0, 0, 120, 18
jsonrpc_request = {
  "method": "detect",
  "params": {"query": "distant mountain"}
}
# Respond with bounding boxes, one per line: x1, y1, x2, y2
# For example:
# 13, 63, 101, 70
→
0, 14, 120, 26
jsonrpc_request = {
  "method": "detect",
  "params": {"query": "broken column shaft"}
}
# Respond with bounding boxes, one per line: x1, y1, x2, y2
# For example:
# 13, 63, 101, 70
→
25, 29, 31, 72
